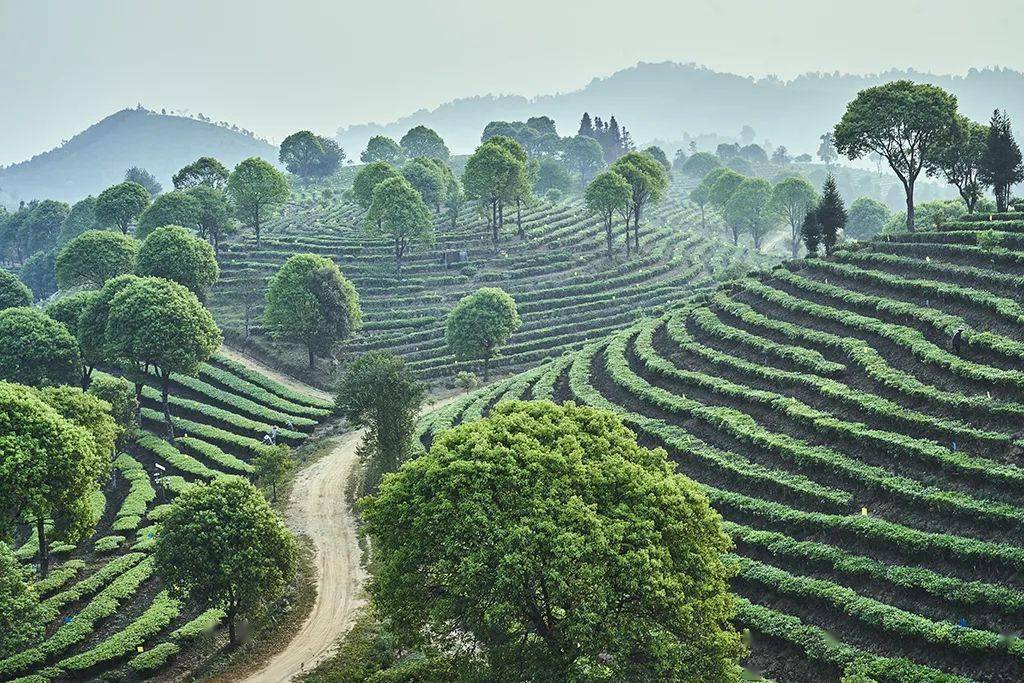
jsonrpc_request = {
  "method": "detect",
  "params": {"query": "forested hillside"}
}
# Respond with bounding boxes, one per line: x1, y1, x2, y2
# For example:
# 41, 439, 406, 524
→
420, 213, 1024, 681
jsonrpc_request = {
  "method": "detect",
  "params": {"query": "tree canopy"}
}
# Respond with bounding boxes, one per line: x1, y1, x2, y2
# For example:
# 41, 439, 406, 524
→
560, 135, 605, 186
846, 197, 891, 240
925, 115, 988, 213
352, 161, 400, 210
173, 156, 230, 190
186, 185, 235, 254
55, 229, 139, 290
0, 307, 80, 386
769, 176, 819, 258
0, 540, 52, 658
585, 170, 631, 256
279, 130, 344, 180
400, 157, 447, 210
681, 152, 723, 179
979, 109, 1024, 212
95, 182, 151, 234
227, 157, 290, 246
400, 125, 450, 160
462, 141, 523, 244
136, 190, 201, 239
361, 135, 405, 165
57, 196, 100, 245
124, 166, 163, 196
362, 400, 742, 681
364, 176, 434, 274
136, 225, 220, 298
0, 269, 32, 310
44, 290, 99, 387
610, 151, 669, 254
444, 287, 520, 381
724, 177, 774, 250
263, 253, 362, 368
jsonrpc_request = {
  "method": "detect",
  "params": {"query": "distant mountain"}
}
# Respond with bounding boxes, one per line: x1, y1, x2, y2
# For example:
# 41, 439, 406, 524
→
0, 108, 278, 208
337, 62, 1024, 158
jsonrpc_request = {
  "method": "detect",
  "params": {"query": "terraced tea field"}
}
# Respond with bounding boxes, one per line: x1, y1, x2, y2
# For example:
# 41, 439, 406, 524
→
1, 355, 332, 682
210, 192, 768, 382
418, 214, 1024, 682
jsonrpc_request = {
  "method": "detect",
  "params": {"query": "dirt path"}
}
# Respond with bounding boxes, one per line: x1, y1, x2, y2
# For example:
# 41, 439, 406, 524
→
225, 345, 459, 683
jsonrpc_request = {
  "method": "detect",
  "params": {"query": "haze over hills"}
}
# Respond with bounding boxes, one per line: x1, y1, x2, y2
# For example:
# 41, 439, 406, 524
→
0, 108, 278, 208
337, 61, 1024, 156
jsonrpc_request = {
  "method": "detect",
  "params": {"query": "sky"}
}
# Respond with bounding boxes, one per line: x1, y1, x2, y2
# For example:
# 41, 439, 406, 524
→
1, 0, 1021, 165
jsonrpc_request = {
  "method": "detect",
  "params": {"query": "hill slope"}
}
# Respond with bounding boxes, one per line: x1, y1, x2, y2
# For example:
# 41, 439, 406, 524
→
210, 190, 772, 385
422, 214, 1024, 682
0, 108, 278, 207
338, 62, 1024, 157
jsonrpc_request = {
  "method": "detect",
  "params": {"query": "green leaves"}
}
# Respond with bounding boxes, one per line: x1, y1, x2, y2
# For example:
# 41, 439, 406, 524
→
445, 287, 521, 364
0, 307, 79, 386
54, 229, 139, 289
137, 224, 219, 298
95, 182, 151, 234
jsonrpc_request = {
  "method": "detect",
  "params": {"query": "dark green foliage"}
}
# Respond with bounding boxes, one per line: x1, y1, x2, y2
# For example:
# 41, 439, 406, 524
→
279, 130, 344, 180
55, 230, 139, 289
585, 170, 631, 256
360, 135, 405, 165
227, 157, 290, 246
136, 225, 219, 298
0, 307, 79, 386
78, 274, 140, 370
681, 152, 723, 178
186, 185, 234, 254
173, 156, 230, 190
95, 182, 151, 234
57, 197, 99, 245
644, 145, 672, 173
926, 115, 988, 213
136, 190, 201, 239
399, 125, 450, 161
444, 287, 520, 381
400, 157, 446, 210
336, 351, 425, 494
533, 157, 573, 195
846, 197, 891, 240
352, 161, 399, 210
252, 445, 293, 502
21, 200, 70, 254
45, 290, 99, 386
560, 135, 605, 186
0, 541, 52, 658
124, 166, 163, 196
817, 174, 847, 256
979, 109, 1024, 212
0, 269, 32, 310
610, 151, 670, 254
801, 207, 822, 256
154, 478, 298, 646
19, 250, 57, 299
87, 375, 138, 449
364, 176, 434, 273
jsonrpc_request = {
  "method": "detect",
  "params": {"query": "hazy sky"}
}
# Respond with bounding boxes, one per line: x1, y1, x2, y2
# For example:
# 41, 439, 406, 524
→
1, 0, 1020, 165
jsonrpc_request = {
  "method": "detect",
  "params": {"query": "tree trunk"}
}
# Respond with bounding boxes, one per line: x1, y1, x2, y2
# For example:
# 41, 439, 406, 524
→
255, 213, 262, 247
135, 380, 144, 425
633, 204, 641, 253
37, 515, 48, 578
605, 213, 613, 257
161, 372, 175, 440
228, 612, 237, 648
905, 182, 915, 232
80, 366, 91, 391
624, 214, 632, 258
483, 355, 490, 382
731, 226, 739, 246
791, 221, 800, 259
754, 232, 762, 251
308, 346, 315, 370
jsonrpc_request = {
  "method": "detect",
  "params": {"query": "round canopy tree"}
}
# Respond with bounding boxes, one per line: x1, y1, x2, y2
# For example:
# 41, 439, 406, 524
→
364, 176, 434, 274
360, 135, 405, 165
725, 177, 775, 250
95, 181, 151, 234
57, 196, 100, 245
54, 230, 139, 290
0, 307, 79, 386
0, 269, 31, 310
186, 185, 235, 255
279, 130, 344, 181
136, 190, 201, 239
362, 400, 743, 681
610, 151, 669, 255
769, 176, 819, 258
352, 161, 399, 209
136, 225, 220, 299
846, 197, 891, 240
399, 125, 450, 161
0, 540, 52, 657
79, 274, 141, 398
681, 152, 722, 179
227, 157, 290, 246
154, 478, 297, 647
585, 170, 632, 257
45, 290, 99, 387
444, 287, 521, 382
105, 277, 222, 438
263, 254, 362, 369
173, 156, 230, 190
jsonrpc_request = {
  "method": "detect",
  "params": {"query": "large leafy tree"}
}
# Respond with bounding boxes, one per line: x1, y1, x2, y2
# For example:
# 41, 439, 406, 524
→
846, 197, 891, 240
400, 125, 450, 161
227, 157, 290, 246
54, 230, 139, 290
136, 190, 201, 239
533, 158, 573, 195
834, 80, 957, 231
560, 135, 605, 187
172, 156, 230, 190
769, 176, 819, 257
0, 270, 32, 310
400, 157, 447, 211
124, 166, 163, 196
681, 151, 722, 179
925, 115, 988, 213
978, 109, 1024, 212
0, 382, 110, 576
362, 400, 743, 681
364, 176, 434, 274
87, 375, 139, 451
186, 185, 235, 255
154, 478, 297, 647
585, 170, 631, 257
95, 182, 151, 234
105, 277, 222, 437
462, 142, 521, 245
444, 287, 520, 382
263, 254, 362, 368
610, 151, 669, 255
689, 180, 713, 233
57, 196, 100, 245
45, 290, 99, 388
20, 250, 57, 300
0, 307, 79, 386
644, 145, 672, 173
725, 177, 775, 251
21, 200, 70, 255
279, 130, 344, 181
484, 136, 533, 238
335, 350, 425, 494
0, 540, 52, 657
706, 168, 746, 245
361, 135, 405, 165
136, 225, 220, 299
352, 161, 400, 210
79, 275, 142, 407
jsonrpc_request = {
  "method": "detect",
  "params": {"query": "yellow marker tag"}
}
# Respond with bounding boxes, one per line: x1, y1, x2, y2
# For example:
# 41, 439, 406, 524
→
137, 646, 144, 653
861, 507, 868, 516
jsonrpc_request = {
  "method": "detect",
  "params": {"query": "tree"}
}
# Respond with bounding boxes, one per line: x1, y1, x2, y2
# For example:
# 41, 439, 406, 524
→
770, 176, 819, 258
79, 275, 142, 410
236, 266, 264, 343
560, 135, 605, 187
0, 382, 109, 575
227, 157, 290, 246
400, 125, 450, 160
533, 158, 573, 195
0, 307, 79, 386
926, 115, 988, 213
462, 142, 521, 245
400, 157, 446, 211
86, 375, 138, 451
57, 197, 99, 245
817, 175, 847, 256
771, 146, 791, 164
263, 254, 362, 369
706, 168, 746, 244
154, 478, 298, 647
801, 209, 821, 257
610, 151, 669, 255
336, 351, 425, 494
585, 171, 631, 257
362, 400, 743, 681
444, 287, 520, 382
834, 81, 957, 231
95, 182, 151, 234
689, 180, 713, 233
740, 143, 768, 164
187, 185, 235, 255
644, 145, 672, 173
361, 135, 405, 165
725, 177, 775, 250
846, 197, 891, 240
352, 161, 400, 209
0, 269, 31, 310
979, 109, 1024, 212
817, 132, 838, 167
106, 277, 222, 437
173, 156, 229, 190
136, 225, 220, 299
578, 112, 595, 137
279, 130, 344, 181
45, 291, 99, 387
21, 200, 70, 255
485, 136, 533, 238
124, 166, 162, 196
55, 230, 139, 290
446, 178, 465, 230
252, 445, 293, 503
365, 177, 434, 274
20, 250, 57, 300
0, 540, 52, 658
136, 190, 201, 239
726, 156, 753, 175
681, 151, 722, 179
